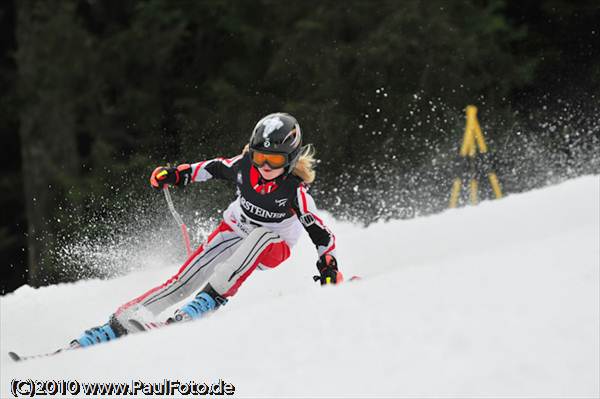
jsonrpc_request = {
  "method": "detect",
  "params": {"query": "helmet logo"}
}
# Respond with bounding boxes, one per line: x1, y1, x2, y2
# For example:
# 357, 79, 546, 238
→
262, 116, 284, 147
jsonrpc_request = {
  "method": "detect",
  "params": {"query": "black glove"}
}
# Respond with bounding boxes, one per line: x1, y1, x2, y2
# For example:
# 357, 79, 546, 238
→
150, 164, 192, 189
313, 254, 343, 285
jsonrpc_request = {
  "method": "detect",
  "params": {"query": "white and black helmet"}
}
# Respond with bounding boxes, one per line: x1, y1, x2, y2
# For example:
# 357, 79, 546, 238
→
249, 112, 303, 172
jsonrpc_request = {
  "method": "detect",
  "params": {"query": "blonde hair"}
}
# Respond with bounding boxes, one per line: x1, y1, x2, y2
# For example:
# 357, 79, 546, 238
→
293, 144, 316, 183
241, 144, 316, 184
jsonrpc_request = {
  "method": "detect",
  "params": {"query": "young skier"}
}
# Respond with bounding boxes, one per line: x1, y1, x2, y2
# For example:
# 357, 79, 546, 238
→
73, 112, 342, 347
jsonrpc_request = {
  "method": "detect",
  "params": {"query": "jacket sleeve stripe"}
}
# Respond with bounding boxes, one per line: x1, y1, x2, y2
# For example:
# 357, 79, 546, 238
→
299, 185, 309, 213
221, 154, 242, 165
191, 160, 208, 182
191, 155, 243, 183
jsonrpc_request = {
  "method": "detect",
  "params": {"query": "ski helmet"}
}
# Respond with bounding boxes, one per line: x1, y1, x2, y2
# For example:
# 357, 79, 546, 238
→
249, 112, 303, 172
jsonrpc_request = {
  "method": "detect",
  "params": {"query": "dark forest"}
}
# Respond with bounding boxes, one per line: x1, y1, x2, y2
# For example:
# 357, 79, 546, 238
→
1, 0, 599, 294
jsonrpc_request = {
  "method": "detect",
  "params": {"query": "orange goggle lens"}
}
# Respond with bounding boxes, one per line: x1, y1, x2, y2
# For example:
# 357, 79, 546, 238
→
251, 151, 287, 168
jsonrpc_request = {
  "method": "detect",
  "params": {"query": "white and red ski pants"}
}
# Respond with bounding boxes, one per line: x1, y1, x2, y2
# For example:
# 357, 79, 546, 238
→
114, 221, 290, 330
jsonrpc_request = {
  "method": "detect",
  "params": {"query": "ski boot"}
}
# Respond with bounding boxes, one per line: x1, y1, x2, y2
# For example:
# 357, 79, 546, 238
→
170, 284, 228, 323
71, 315, 128, 348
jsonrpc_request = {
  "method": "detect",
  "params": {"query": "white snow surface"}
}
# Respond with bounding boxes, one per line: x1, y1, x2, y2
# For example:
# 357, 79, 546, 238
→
1, 176, 599, 398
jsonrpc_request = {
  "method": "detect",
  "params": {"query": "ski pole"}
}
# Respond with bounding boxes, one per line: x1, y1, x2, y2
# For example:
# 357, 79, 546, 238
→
163, 185, 192, 257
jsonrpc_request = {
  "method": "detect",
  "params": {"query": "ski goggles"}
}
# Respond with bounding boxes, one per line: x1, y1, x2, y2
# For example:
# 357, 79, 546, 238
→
250, 150, 287, 169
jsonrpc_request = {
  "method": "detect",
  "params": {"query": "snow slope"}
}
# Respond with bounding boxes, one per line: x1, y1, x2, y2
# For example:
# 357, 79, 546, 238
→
1, 176, 599, 398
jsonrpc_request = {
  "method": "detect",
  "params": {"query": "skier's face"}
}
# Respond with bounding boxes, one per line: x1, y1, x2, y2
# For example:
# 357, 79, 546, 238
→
257, 164, 284, 180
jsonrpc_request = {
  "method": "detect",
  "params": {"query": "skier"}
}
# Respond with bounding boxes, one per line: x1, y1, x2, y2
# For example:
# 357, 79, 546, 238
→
73, 112, 342, 347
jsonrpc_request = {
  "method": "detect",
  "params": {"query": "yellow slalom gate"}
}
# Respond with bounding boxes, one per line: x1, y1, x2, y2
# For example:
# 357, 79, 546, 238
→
449, 105, 504, 208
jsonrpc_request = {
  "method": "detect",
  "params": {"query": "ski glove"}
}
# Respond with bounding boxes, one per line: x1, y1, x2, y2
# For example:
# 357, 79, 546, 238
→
313, 254, 343, 285
150, 164, 192, 189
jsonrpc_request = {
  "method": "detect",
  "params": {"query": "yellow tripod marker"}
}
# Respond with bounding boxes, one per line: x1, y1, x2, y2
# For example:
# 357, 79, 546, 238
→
449, 105, 503, 207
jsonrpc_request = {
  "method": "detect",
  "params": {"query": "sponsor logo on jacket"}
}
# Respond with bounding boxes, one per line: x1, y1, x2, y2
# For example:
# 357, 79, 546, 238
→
240, 196, 287, 219
275, 198, 288, 207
